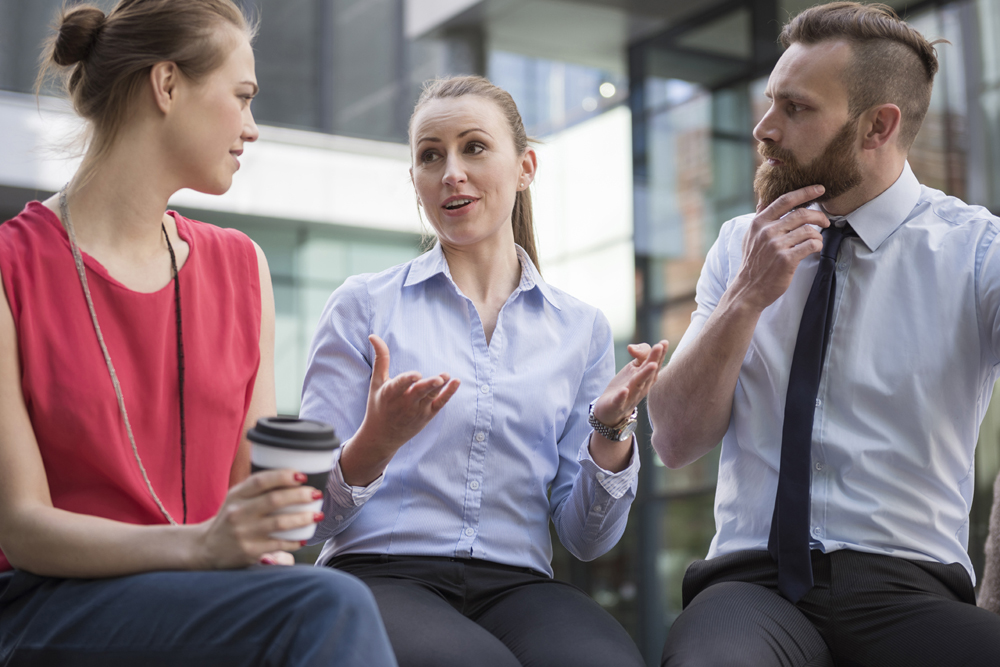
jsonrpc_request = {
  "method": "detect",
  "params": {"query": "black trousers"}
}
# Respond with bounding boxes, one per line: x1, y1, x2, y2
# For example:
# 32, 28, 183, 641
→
661, 549, 1000, 667
329, 554, 645, 667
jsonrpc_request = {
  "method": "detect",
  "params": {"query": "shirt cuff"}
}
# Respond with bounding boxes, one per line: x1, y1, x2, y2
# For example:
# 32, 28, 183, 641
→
326, 443, 384, 508
577, 437, 641, 499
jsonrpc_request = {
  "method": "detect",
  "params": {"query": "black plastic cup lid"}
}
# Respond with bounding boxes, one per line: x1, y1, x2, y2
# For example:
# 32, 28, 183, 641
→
247, 417, 340, 451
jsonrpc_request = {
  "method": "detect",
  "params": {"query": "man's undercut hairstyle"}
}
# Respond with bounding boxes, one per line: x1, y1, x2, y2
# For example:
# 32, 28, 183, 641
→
780, 2, 941, 150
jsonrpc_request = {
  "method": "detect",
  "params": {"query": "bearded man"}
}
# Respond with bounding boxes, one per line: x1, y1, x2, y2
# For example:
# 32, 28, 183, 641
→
648, 3, 1000, 665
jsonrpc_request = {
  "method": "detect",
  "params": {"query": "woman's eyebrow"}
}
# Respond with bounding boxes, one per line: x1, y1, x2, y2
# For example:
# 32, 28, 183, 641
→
417, 127, 492, 145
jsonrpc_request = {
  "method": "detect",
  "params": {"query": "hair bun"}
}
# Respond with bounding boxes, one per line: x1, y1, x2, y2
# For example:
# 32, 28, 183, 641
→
53, 6, 107, 66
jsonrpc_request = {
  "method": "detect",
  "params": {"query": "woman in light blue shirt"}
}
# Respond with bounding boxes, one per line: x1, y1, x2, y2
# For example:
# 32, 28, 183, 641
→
301, 75, 667, 667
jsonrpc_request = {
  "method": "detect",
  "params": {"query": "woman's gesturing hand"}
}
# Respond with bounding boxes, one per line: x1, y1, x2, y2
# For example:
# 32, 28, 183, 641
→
194, 469, 322, 569
339, 334, 461, 486
589, 340, 669, 471
592, 340, 670, 426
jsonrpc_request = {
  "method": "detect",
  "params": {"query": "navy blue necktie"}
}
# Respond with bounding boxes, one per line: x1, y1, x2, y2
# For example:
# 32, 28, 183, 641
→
768, 222, 855, 602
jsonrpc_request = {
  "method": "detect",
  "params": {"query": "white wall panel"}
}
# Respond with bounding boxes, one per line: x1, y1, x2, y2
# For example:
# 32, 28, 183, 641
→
0, 91, 423, 234
533, 105, 635, 340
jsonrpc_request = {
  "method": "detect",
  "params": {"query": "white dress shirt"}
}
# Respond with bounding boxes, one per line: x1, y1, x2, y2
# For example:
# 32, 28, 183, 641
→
675, 162, 1000, 582
300, 243, 640, 576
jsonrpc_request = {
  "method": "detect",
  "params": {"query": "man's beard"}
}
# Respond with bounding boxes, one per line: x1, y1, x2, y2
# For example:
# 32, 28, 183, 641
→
753, 120, 863, 210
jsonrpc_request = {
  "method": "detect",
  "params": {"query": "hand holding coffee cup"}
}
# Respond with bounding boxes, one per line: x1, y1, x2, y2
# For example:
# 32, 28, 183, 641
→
248, 417, 340, 541
194, 468, 322, 569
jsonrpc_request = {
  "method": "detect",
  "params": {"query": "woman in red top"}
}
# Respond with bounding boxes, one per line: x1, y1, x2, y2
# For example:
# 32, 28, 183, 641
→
0, 2, 395, 665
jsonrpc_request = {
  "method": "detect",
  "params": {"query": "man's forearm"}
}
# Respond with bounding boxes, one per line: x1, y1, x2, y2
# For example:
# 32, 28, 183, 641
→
649, 185, 830, 469
980, 469, 1000, 614
648, 288, 763, 469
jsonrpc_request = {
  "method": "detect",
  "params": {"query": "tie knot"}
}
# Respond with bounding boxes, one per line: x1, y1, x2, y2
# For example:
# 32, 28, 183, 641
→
821, 222, 854, 260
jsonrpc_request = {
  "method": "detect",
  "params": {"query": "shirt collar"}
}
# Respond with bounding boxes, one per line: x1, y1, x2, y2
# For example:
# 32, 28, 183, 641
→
403, 241, 561, 310
817, 161, 921, 251
403, 241, 450, 286
515, 245, 561, 310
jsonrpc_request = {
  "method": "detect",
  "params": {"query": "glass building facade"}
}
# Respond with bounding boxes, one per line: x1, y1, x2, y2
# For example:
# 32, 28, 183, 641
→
3, 0, 1000, 664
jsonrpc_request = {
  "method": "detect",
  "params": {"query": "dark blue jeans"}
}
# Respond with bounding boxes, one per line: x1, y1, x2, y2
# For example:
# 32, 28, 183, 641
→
0, 565, 397, 666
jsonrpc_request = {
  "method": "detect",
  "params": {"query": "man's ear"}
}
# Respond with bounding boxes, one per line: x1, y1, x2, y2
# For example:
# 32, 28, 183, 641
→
861, 103, 902, 151
149, 61, 180, 115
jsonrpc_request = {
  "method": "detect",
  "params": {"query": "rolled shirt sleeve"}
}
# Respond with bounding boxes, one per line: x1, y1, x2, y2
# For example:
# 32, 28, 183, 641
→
673, 215, 740, 358
300, 276, 385, 544
550, 310, 641, 561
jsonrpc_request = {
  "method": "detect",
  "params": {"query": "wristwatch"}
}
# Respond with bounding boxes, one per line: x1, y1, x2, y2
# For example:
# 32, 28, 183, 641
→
588, 402, 639, 442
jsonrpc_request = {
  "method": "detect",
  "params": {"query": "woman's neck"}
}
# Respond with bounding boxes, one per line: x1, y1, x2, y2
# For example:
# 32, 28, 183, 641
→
441, 229, 522, 345
42, 134, 191, 293
53, 133, 177, 259
441, 232, 522, 307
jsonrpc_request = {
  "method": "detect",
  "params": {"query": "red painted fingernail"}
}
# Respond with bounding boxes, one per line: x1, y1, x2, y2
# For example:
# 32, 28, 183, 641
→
300, 540, 308, 547
261, 557, 277, 565
314, 512, 325, 522
311, 489, 323, 500
294, 472, 307, 482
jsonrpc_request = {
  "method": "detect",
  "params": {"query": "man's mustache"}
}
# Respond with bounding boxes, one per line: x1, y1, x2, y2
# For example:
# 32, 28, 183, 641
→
757, 142, 796, 163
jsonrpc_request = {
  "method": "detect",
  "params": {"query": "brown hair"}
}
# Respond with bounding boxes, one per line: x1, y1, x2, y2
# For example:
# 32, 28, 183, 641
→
780, 2, 942, 150
37, 0, 255, 175
410, 76, 540, 269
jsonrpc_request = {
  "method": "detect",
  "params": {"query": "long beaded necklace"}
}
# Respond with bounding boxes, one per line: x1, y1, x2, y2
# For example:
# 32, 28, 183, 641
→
58, 188, 187, 525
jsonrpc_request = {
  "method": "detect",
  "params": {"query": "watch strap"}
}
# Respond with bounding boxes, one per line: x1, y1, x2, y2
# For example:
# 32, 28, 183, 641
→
589, 403, 638, 441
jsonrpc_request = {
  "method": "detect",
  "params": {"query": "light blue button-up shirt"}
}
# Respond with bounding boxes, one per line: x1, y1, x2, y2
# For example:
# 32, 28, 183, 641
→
301, 243, 639, 576
675, 162, 1000, 582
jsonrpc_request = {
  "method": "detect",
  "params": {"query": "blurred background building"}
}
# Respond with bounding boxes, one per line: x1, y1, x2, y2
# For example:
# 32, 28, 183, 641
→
2, 0, 999, 663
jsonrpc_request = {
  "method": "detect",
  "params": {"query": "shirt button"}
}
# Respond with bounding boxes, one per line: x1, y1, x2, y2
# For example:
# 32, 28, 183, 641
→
475, 432, 486, 442
814, 462, 824, 471
480, 384, 490, 394
470, 480, 480, 490
596, 472, 606, 481
594, 504, 603, 512
465, 527, 475, 537
335, 515, 344, 521
812, 527, 822, 538
838, 262, 848, 271
815, 398, 822, 408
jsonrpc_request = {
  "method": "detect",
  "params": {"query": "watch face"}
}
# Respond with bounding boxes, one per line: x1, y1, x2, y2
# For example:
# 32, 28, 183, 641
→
618, 420, 638, 441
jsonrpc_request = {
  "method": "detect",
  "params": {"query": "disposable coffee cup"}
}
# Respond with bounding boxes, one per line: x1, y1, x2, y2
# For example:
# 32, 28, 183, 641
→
248, 417, 340, 542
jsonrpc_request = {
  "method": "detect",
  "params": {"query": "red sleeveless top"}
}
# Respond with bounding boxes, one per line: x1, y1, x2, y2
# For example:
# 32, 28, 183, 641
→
0, 202, 261, 572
